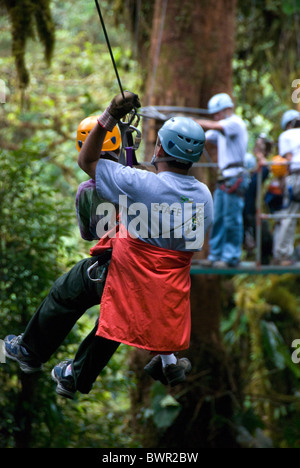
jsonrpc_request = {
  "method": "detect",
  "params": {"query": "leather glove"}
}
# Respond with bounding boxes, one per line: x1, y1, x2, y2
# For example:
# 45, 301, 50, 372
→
109, 91, 141, 120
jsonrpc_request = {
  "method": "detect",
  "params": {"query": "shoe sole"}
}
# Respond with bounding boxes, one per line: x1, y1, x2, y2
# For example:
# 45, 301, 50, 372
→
144, 357, 168, 385
164, 358, 192, 387
167, 373, 186, 386
4, 348, 42, 374
51, 369, 75, 400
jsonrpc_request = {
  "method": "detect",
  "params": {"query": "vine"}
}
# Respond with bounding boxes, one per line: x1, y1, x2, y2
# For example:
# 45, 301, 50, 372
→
1, 0, 55, 88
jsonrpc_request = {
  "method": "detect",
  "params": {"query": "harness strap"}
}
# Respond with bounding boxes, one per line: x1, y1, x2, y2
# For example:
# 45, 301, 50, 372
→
219, 176, 243, 194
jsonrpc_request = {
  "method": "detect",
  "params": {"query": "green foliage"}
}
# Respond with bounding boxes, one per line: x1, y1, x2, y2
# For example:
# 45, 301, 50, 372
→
222, 274, 300, 447
0, 149, 72, 316
234, 0, 300, 145
0, 148, 74, 447
149, 383, 182, 431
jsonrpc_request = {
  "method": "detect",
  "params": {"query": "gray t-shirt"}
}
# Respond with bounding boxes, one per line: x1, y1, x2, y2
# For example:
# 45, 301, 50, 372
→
95, 159, 213, 252
206, 114, 248, 178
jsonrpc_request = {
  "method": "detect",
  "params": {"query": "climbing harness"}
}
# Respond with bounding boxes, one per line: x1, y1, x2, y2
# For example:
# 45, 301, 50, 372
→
218, 176, 244, 195
118, 114, 141, 167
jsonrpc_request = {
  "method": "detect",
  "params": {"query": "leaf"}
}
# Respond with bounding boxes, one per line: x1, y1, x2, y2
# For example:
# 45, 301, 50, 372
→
150, 382, 182, 430
261, 320, 285, 369
260, 320, 300, 378
152, 405, 182, 430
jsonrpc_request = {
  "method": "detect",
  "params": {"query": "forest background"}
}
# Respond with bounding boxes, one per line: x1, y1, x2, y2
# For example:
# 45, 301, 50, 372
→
1, 0, 300, 449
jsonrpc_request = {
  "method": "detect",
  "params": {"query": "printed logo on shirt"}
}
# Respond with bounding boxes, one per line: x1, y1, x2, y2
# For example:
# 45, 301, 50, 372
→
95, 195, 205, 250
180, 195, 193, 204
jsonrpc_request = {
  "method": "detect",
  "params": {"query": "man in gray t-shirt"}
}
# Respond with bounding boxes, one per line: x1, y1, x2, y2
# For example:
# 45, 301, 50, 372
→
76, 92, 213, 389
95, 158, 213, 252
196, 93, 249, 267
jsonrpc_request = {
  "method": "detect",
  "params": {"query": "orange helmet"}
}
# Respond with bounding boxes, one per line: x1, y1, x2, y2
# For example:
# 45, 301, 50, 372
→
271, 155, 288, 178
76, 115, 121, 152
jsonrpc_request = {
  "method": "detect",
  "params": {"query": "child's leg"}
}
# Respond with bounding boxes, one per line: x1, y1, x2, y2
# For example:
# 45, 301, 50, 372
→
72, 332, 120, 394
21, 257, 105, 362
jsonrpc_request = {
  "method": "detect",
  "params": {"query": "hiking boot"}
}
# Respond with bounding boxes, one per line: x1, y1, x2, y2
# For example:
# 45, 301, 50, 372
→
144, 355, 168, 385
51, 360, 76, 400
4, 334, 43, 374
163, 358, 192, 387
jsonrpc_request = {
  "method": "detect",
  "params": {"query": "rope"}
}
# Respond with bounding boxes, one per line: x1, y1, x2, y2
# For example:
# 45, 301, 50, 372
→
139, 105, 210, 120
94, 0, 125, 99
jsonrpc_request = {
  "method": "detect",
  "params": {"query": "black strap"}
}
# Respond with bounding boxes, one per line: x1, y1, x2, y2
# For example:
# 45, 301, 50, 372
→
125, 130, 139, 166
94, 249, 112, 265
223, 162, 244, 170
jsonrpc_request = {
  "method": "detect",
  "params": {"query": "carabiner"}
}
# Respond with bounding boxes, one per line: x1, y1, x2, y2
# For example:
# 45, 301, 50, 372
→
87, 261, 108, 283
129, 125, 142, 150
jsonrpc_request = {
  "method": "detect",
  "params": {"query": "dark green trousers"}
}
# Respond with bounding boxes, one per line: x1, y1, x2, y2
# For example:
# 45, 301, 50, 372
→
21, 258, 120, 393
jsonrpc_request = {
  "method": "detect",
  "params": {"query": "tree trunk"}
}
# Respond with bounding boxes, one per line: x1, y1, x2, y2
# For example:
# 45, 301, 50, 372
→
129, 0, 240, 448
145, 0, 236, 107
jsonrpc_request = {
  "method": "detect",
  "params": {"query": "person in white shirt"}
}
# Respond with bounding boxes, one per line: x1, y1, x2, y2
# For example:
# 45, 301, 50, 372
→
273, 109, 300, 265
195, 93, 249, 267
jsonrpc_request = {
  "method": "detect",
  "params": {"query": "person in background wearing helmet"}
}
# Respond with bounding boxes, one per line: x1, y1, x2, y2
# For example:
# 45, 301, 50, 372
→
264, 155, 288, 215
51, 91, 213, 399
243, 134, 273, 264
272, 109, 300, 266
195, 93, 249, 267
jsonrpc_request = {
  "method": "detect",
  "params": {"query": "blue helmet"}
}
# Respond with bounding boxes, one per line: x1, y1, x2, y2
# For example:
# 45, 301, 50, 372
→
208, 93, 234, 114
281, 109, 300, 130
158, 117, 205, 163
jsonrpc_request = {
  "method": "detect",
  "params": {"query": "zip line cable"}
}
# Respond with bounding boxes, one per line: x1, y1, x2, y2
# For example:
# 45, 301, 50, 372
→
94, 0, 125, 99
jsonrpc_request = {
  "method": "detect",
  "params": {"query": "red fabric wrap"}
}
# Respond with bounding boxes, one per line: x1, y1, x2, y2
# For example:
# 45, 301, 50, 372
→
90, 225, 193, 352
